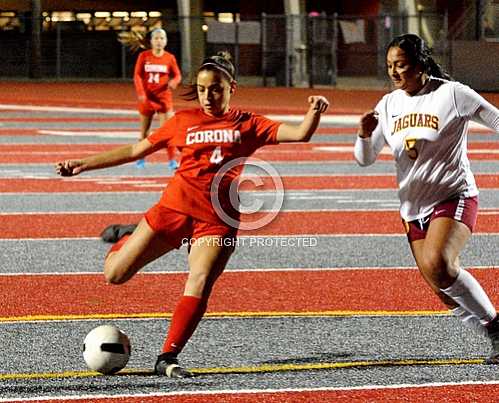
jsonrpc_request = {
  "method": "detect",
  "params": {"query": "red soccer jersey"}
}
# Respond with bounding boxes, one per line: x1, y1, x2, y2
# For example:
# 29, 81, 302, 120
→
133, 50, 181, 100
147, 108, 281, 225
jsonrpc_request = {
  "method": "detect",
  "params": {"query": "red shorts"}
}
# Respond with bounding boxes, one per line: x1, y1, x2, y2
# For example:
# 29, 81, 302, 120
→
403, 195, 478, 242
144, 204, 236, 249
138, 92, 173, 116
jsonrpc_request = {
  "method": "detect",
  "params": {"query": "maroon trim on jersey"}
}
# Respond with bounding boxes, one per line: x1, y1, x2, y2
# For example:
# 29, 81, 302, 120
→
403, 195, 478, 242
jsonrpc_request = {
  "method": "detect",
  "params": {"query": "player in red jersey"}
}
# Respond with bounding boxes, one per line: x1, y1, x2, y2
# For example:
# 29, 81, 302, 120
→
133, 28, 181, 169
56, 52, 329, 378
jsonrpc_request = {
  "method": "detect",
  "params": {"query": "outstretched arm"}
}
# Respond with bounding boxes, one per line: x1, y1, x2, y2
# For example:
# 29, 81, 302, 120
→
354, 110, 386, 166
276, 96, 329, 143
55, 138, 156, 177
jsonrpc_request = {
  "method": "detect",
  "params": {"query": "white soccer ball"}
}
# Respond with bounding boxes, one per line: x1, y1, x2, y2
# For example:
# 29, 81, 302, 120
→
83, 325, 131, 374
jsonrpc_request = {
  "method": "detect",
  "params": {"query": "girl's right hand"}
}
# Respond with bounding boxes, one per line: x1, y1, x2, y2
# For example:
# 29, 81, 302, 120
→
359, 110, 379, 138
55, 160, 85, 177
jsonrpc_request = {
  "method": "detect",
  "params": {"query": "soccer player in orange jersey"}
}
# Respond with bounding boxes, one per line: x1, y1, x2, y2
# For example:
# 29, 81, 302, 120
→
133, 28, 181, 169
56, 52, 329, 378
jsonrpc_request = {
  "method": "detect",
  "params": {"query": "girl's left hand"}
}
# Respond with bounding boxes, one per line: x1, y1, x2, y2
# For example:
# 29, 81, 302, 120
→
309, 96, 330, 114
55, 160, 85, 177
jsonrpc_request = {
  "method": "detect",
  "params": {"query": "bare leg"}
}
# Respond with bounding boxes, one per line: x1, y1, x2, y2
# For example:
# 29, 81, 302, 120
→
104, 218, 175, 284
139, 113, 153, 141
155, 236, 234, 377
410, 217, 495, 332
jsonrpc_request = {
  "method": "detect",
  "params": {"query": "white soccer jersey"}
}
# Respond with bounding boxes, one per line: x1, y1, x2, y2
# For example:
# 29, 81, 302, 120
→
354, 77, 499, 221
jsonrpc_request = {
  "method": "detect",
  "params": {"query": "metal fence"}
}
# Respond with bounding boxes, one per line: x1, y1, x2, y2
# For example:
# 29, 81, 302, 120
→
0, 12, 494, 86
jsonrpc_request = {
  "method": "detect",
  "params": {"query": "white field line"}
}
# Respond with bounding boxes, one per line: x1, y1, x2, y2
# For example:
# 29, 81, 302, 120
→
2, 209, 499, 215
0, 104, 136, 115
314, 145, 499, 154
0, 234, 407, 242
2, 380, 499, 402
38, 130, 139, 138
1, 266, 498, 277
0, 103, 493, 130
0, 172, 400, 178
1, 232, 499, 242
0, 267, 421, 277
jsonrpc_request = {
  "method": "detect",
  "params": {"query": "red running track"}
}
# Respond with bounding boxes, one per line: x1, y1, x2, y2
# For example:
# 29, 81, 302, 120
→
2, 211, 499, 239
2, 269, 498, 318
21, 384, 499, 403
1, 174, 498, 193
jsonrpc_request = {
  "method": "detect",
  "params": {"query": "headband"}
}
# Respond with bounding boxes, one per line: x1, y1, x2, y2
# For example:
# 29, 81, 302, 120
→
200, 61, 235, 81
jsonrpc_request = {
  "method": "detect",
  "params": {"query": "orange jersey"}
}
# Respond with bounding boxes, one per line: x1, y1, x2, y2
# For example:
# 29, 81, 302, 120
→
147, 108, 281, 225
133, 50, 181, 100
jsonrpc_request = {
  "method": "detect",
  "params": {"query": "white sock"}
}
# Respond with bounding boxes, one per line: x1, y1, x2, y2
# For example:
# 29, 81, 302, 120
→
451, 306, 488, 336
441, 269, 496, 325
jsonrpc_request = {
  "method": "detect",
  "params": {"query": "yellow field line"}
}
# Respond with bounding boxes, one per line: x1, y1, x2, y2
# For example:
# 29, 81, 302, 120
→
0, 310, 450, 323
0, 357, 484, 381
191, 358, 485, 375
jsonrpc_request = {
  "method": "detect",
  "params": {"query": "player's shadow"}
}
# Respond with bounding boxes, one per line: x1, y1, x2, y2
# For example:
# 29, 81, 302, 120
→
261, 352, 356, 365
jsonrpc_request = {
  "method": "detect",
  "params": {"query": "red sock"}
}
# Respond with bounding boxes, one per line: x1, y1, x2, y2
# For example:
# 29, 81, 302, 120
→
162, 295, 207, 355
105, 234, 130, 259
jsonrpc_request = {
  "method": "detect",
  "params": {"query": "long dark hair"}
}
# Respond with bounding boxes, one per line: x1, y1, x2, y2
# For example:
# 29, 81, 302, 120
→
183, 51, 236, 101
387, 34, 451, 80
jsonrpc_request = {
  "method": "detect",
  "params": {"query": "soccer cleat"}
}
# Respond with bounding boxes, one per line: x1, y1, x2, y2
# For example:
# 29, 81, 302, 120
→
485, 316, 499, 364
100, 224, 137, 243
154, 352, 194, 378
136, 159, 146, 168
167, 159, 178, 171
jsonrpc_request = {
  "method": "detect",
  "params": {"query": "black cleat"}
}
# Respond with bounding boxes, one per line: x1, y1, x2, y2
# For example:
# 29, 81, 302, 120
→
486, 316, 499, 364
154, 352, 194, 378
100, 224, 137, 243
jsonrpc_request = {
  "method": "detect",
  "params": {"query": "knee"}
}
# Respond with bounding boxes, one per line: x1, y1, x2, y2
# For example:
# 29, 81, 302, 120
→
104, 260, 127, 285
420, 249, 457, 288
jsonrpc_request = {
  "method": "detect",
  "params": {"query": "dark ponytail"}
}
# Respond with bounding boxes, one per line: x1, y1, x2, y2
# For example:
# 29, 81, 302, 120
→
387, 33, 452, 80
425, 57, 451, 80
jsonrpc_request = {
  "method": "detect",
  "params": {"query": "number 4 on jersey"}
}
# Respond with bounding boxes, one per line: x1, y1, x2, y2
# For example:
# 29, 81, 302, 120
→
210, 146, 224, 164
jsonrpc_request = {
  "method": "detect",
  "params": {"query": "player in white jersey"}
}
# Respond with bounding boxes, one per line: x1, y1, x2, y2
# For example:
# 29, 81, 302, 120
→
354, 33, 499, 362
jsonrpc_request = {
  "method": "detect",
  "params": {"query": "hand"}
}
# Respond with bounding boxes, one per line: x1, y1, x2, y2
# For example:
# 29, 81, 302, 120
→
168, 81, 178, 90
138, 95, 146, 103
308, 96, 329, 114
359, 110, 379, 138
55, 160, 85, 177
